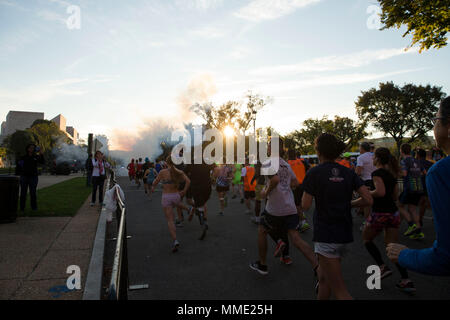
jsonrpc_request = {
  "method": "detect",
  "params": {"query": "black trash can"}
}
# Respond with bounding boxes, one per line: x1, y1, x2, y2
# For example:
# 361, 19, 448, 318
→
0, 175, 20, 224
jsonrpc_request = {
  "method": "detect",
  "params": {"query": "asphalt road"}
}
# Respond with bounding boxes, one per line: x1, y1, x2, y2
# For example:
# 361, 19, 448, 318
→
119, 177, 450, 300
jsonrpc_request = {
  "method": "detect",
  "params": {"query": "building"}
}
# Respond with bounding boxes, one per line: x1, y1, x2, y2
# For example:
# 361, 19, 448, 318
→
0, 111, 80, 145
66, 126, 79, 145
1, 111, 44, 137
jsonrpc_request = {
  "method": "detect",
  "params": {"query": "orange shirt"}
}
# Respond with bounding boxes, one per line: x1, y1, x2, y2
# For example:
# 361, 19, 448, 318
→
243, 166, 256, 191
288, 159, 306, 184
337, 159, 351, 168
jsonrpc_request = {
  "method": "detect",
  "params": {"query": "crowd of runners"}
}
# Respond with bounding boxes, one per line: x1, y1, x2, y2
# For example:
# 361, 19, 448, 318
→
122, 97, 450, 300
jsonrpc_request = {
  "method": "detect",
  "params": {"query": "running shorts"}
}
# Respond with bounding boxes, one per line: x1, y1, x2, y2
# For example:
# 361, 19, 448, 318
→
244, 191, 256, 200
216, 185, 230, 193
315, 243, 348, 259
399, 191, 422, 206
260, 211, 300, 232
162, 193, 181, 208
366, 211, 401, 231
255, 184, 264, 201
191, 186, 211, 208
293, 184, 304, 206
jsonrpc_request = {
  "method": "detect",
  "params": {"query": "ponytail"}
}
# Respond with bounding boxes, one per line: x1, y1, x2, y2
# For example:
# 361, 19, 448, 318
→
375, 148, 400, 178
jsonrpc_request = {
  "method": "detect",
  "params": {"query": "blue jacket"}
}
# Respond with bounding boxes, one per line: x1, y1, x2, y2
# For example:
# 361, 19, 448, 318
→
398, 156, 450, 276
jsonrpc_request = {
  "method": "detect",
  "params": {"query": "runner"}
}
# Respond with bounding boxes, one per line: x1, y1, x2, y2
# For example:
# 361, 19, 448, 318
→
142, 157, 150, 194
302, 133, 372, 300
136, 158, 144, 188
144, 162, 157, 200
185, 155, 213, 240
356, 142, 376, 231
354, 147, 416, 294
250, 138, 319, 277
242, 158, 256, 215
251, 161, 266, 224
232, 163, 245, 203
127, 159, 136, 183
288, 149, 310, 233
387, 96, 450, 277
214, 163, 232, 216
398, 143, 427, 240
151, 156, 190, 253
416, 149, 434, 227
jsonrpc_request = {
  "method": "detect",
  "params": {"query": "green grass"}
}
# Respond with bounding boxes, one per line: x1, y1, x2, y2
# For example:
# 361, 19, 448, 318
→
20, 177, 92, 217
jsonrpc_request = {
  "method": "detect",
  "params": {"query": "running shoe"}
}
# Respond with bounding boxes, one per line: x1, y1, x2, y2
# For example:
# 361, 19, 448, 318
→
218, 212, 224, 216
240, 198, 244, 204
280, 256, 293, 265
249, 261, 268, 275
251, 216, 260, 224
409, 232, 425, 240
396, 280, 416, 294
274, 240, 286, 258
175, 221, 184, 228
404, 224, 418, 237
172, 240, 180, 253
380, 265, 393, 280
300, 222, 311, 233
199, 223, 208, 240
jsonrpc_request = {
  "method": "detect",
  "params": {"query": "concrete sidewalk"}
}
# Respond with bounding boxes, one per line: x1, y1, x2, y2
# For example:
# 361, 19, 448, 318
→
37, 173, 84, 190
0, 196, 102, 300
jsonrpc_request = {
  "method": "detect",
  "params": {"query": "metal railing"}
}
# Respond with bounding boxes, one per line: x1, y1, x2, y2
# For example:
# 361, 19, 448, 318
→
107, 170, 129, 300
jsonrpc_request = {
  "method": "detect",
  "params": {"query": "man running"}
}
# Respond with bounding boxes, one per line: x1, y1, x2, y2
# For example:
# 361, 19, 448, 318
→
250, 138, 318, 276
288, 149, 310, 232
185, 157, 213, 240
399, 144, 427, 240
232, 163, 244, 203
242, 159, 256, 215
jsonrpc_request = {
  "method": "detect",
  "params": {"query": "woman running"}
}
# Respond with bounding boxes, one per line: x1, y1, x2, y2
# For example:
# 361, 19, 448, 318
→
127, 159, 136, 183
354, 147, 416, 294
302, 133, 372, 300
151, 156, 191, 252
214, 164, 232, 216
144, 162, 157, 200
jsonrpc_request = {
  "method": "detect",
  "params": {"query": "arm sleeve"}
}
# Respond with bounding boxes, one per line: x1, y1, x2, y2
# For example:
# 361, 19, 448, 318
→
356, 156, 363, 167
398, 243, 450, 276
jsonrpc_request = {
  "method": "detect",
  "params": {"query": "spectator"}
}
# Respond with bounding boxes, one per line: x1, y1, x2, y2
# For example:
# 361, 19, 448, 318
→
85, 154, 93, 187
90, 151, 110, 207
17, 144, 45, 212
387, 96, 450, 276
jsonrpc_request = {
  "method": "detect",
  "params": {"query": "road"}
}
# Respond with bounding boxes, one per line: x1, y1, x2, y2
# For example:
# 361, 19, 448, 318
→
118, 177, 450, 300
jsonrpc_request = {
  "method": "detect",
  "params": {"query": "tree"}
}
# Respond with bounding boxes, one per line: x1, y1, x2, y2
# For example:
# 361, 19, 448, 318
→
28, 121, 70, 158
3, 130, 36, 159
356, 82, 446, 155
378, 0, 450, 52
286, 116, 367, 155
237, 91, 272, 135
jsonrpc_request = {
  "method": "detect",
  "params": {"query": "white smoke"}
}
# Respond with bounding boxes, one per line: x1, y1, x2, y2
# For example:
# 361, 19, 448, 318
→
53, 142, 88, 165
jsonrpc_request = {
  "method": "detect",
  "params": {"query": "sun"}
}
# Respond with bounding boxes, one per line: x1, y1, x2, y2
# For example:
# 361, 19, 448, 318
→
223, 125, 236, 138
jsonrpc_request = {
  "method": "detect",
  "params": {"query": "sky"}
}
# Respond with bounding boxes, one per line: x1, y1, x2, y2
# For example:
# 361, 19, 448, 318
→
1, 0, 449, 151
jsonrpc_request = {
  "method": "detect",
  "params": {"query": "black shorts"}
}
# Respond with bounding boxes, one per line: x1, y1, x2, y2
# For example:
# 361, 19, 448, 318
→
400, 191, 422, 206
293, 185, 304, 206
191, 186, 211, 208
260, 211, 300, 232
244, 191, 256, 199
364, 179, 375, 190
216, 185, 230, 193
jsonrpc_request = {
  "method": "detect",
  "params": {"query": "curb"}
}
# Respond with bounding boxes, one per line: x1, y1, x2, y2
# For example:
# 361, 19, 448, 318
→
82, 176, 110, 300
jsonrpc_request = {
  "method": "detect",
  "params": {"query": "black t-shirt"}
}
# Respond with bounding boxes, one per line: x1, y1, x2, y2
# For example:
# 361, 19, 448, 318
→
185, 163, 212, 190
371, 168, 398, 213
17, 154, 45, 176
303, 162, 364, 244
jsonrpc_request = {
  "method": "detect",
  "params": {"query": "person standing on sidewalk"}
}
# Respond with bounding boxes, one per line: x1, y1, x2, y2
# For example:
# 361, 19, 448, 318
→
85, 154, 93, 187
90, 151, 110, 207
17, 144, 45, 212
